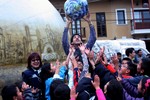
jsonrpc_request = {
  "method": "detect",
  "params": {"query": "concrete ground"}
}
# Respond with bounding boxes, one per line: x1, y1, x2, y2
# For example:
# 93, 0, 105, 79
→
0, 64, 26, 98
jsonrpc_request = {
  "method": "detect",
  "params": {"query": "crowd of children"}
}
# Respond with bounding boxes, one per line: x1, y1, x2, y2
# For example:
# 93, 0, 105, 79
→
1, 12, 150, 100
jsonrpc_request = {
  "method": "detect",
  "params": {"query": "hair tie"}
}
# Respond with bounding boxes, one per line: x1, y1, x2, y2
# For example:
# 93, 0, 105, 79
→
145, 79, 150, 90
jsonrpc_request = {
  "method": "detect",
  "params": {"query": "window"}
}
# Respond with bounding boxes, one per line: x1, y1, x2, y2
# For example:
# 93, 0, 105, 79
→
71, 20, 81, 35
134, 10, 150, 22
96, 13, 107, 37
57, 9, 85, 37
116, 9, 127, 25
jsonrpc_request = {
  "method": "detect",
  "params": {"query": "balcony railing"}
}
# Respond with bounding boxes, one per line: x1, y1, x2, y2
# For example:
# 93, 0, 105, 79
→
131, 19, 150, 30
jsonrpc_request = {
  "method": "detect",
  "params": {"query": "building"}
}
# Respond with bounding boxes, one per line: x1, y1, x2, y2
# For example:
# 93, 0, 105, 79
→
49, 0, 150, 51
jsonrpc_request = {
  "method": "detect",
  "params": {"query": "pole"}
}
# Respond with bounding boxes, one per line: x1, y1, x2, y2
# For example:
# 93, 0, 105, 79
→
131, 0, 136, 29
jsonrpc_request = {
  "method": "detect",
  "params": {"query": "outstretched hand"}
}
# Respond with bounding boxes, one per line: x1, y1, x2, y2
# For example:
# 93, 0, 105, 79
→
55, 59, 60, 74
70, 86, 78, 99
83, 12, 92, 25
91, 75, 100, 90
65, 14, 72, 27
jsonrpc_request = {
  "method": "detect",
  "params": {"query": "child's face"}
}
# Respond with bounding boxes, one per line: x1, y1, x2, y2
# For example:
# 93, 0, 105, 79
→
119, 60, 129, 75
137, 60, 142, 74
16, 87, 23, 100
77, 61, 83, 71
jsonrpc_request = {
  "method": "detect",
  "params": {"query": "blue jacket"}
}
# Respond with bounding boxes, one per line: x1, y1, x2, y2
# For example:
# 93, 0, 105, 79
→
62, 25, 96, 55
45, 66, 67, 100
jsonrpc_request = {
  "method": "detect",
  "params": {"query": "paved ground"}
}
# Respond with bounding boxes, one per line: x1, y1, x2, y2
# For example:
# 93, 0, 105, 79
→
0, 64, 26, 97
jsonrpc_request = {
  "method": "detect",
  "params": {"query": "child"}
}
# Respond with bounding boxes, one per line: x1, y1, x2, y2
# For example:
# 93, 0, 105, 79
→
104, 79, 123, 100
15, 81, 39, 100
1, 83, 34, 100
1, 84, 23, 100
120, 77, 150, 100
43, 60, 67, 100
50, 79, 70, 100
91, 75, 106, 100
40, 63, 55, 99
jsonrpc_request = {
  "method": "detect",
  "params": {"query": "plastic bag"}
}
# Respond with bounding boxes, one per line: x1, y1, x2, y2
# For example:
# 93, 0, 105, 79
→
64, 0, 88, 21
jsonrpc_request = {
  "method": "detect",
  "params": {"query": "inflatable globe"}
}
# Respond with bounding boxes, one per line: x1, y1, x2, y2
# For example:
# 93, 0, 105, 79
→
64, 0, 88, 21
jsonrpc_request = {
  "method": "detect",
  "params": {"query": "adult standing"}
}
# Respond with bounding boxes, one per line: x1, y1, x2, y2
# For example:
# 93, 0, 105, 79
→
62, 12, 96, 55
22, 52, 42, 99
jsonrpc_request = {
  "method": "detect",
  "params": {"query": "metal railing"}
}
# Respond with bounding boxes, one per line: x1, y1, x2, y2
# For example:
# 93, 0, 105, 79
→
130, 19, 150, 30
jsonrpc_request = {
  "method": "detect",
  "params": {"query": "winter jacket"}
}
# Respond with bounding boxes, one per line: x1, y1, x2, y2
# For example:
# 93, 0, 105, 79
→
121, 79, 142, 98
45, 66, 67, 100
22, 68, 41, 89
127, 75, 148, 87
23, 88, 34, 100
123, 89, 144, 100
93, 63, 116, 90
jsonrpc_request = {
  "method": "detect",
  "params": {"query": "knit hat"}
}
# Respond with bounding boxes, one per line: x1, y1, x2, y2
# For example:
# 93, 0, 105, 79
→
70, 33, 82, 43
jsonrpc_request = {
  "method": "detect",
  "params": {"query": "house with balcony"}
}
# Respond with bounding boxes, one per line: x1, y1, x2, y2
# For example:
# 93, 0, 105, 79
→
49, 0, 150, 51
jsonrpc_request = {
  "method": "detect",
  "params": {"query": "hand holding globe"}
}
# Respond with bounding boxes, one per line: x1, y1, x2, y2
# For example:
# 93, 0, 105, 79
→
64, 0, 88, 21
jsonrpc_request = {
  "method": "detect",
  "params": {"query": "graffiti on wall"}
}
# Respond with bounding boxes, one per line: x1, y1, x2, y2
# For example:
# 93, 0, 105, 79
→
0, 0, 66, 65
0, 24, 65, 65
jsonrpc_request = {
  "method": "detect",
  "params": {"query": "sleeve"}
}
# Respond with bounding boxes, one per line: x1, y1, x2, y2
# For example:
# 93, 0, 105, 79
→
59, 66, 67, 79
104, 64, 118, 77
78, 53, 89, 81
68, 60, 74, 88
121, 79, 140, 97
70, 98, 76, 100
53, 74, 62, 79
23, 88, 34, 100
62, 27, 70, 55
123, 89, 144, 100
82, 53, 89, 72
105, 64, 116, 74
73, 68, 79, 87
86, 25, 96, 50
127, 76, 144, 87
68, 69, 74, 89
22, 71, 30, 85
45, 78, 53, 100
96, 89, 106, 100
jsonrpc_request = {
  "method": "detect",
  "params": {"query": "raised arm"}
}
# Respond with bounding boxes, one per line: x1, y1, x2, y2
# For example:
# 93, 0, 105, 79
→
91, 75, 106, 100
83, 12, 96, 50
62, 15, 72, 55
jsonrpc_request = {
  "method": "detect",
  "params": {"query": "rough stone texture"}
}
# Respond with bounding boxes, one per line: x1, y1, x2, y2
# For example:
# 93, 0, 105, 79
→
0, 65, 26, 96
